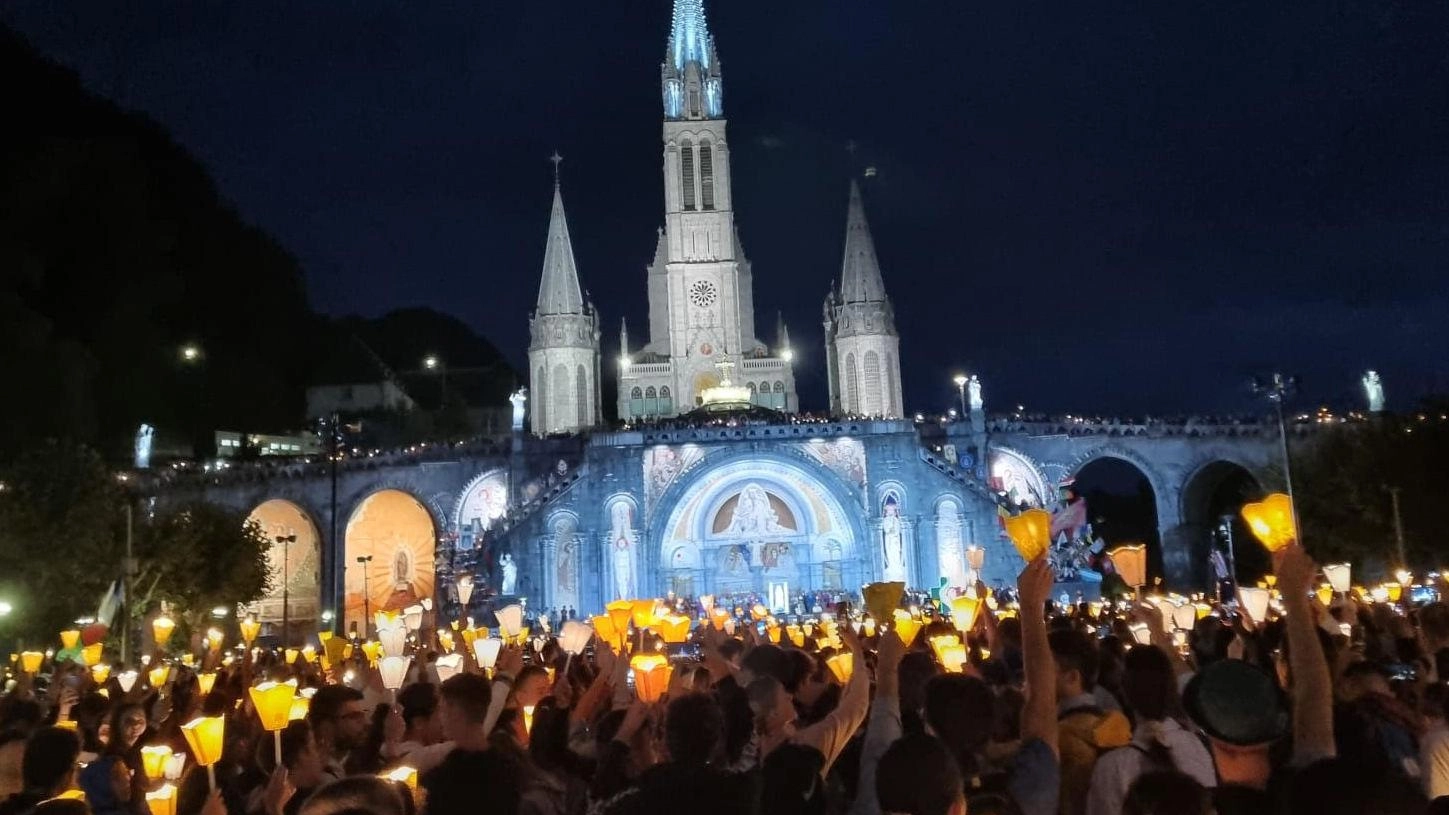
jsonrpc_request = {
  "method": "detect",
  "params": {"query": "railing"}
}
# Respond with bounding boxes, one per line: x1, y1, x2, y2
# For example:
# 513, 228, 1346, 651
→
740, 357, 789, 371
623, 362, 673, 376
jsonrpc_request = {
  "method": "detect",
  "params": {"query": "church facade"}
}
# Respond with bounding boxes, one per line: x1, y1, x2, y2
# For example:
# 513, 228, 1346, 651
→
507, 0, 1013, 613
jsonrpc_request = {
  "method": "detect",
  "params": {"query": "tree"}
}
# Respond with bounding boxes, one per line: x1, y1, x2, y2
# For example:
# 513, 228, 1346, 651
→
129, 503, 272, 637
0, 440, 124, 643
1293, 407, 1446, 575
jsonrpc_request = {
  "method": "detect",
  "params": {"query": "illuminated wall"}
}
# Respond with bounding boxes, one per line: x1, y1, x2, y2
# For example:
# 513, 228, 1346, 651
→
246, 499, 321, 631
344, 490, 436, 635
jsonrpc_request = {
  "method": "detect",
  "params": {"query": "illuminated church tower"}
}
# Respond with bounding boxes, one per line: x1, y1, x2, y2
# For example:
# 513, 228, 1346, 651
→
823, 180, 903, 417
618, 0, 797, 419
529, 163, 601, 435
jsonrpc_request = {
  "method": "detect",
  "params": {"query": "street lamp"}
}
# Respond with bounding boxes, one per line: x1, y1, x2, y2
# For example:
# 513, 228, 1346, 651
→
952, 374, 968, 419
275, 534, 297, 645
422, 355, 439, 370
356, 555, 374, 638
180, 344, 203, 363
1252, 373, 1301, 545
0, 601, 11, 617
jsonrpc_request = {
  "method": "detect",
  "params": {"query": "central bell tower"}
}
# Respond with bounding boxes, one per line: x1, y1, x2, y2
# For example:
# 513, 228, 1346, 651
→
618, 0, 797, 419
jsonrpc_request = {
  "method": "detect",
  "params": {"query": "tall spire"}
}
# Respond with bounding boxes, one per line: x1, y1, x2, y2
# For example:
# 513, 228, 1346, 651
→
839, 179, 888, 303
662, 0, 722, 119
535, 164, 584, 316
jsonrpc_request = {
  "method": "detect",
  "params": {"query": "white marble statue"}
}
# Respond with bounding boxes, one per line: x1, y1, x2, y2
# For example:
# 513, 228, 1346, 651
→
134, 423, 154, 469
725, 484, 789, 537
500, 552, 518, 596
610, 501, 636, 599
1362, 370, 1385, 413
881, 498, 907, 582
968, 375, 983, 412
509, 388, 528, 431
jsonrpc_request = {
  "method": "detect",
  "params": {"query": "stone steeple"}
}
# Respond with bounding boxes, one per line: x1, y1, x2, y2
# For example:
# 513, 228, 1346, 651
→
662, 0, 723, 120
534, 170, 585, 316
839, 179, 889, 305
823, 179, 903, 418
529, 158, 601, 435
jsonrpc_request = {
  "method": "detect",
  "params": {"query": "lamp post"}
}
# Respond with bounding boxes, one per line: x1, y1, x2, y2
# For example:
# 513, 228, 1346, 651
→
423, 355, 447, 406
356, 555, 374, 639
275, 534, 297, 645
1386, 485, 1407, 569
1253, 373, 1301, 543
952, 374, 968, 420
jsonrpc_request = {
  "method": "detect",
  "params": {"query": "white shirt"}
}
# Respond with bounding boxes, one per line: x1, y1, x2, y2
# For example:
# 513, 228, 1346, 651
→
1085, 719, 1216, 815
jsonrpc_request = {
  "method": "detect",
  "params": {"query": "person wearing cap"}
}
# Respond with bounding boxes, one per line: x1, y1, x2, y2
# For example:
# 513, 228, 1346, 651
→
1182, 658, 1288, 808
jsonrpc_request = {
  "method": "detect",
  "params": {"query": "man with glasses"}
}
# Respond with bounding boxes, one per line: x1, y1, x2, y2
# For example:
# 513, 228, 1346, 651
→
306, 686, 367, 782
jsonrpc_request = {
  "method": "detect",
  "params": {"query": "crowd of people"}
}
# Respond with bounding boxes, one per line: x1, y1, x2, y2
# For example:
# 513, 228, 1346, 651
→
5, 543, 1449, 814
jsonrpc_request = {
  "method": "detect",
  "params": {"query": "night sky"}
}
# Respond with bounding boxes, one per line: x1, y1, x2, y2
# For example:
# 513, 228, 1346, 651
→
7, 1, 1449, 416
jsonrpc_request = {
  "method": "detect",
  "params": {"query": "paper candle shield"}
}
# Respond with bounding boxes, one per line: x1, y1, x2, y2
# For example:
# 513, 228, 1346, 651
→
825, 652, 854, 683
863, 582, 905, 623
891, 610, 922, 646
560, 620, 592, 656
1238, 587, 1270, 626
1108, 544, 1148, 589
145, 784, 177, 815
1241, 493, 1297, 552
496, 604, 524, 638
140, 745, 173, 781
658, 614, 691, 644
434, 653, 464, 682
473, 637, 503, 670
1003, 509, 1052, 562
949, 596, 980, 633
180, 716, 225, 766
629, 653, 673, 703
379, 656, 410, 691
59, 630, 80, 650
250, 681, 297, 731
606, 601, 634, 638
1323, 563, 1352, 594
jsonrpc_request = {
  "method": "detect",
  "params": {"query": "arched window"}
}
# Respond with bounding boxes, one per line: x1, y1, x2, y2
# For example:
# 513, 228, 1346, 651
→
864, 351, 882, 416
551, 364, 569, 430
680, 140, 696, 211
576, 365, 588, 427
645, 386, 657, 399
700, 142, 715, 210
659, 386, 671, 398
845, 354, 859, 412
535, 366, 546, 429
773, 381, 785, 393
630, 387, 643, 399
747, 382, 757, 394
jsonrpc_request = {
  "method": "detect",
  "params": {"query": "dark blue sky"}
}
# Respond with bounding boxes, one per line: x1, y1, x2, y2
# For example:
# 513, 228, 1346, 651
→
7, 0, 1449, 416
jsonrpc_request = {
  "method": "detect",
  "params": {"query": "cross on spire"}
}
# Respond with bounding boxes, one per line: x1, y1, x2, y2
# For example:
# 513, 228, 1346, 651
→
550, 150, 563, 187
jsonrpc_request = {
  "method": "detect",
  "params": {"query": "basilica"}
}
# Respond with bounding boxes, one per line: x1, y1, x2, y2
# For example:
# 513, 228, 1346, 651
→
498, 0, 1012, 614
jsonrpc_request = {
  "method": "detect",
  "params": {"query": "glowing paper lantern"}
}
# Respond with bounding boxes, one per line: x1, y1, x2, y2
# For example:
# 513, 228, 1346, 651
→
708, 607, 731, 632
928, 634, 961, 664
288, 697, 310, 722
205, 629, 224, 651
455, 574, 475, 607
966, 547, 986, 572
560, 621, 592, 656
19, 652, 43, 674
181, 716, 225, 766
360, 641, 382, 665
152, 615, 176, 648
140, 744, 173, 781
148, 665, 170, 689
606, 601, 634, 639
250, 681, 297, 731
1315, 585, 1334, 607
891, 610, 922, 646
1241, 493, 1297, 553
379, 656, 410, 691
825, 652, 853, 684
937, 642, 967, 674
91, 664, 111, 685
522, 704, 535, 734
403, 604, 425, 633
629, 653, 673, 703
196, 672, 216, 696
1323, 563, 1352, 594
239, 617, 260, 645
1195, 603, 1212, 620
748, 603, 769, 622
949, 596, 980, 633
700, 595, 716, 614
1387, 583, 1403, 603
1171, 603, 1197, 632
496, 605, 524, 638
1108, 544, 1148, 589
1128, 623, 1152, 646
1002, 508, 1052, 562
435, 653, 464, 682
145, 784, 177, 815
162, 752, 186, 781
658, 614, 691, 644
284, 648, 300, 665
785, 624, 806, 648
473, 637, 503, 672
59, 630, 80, 650
1238, 587, 1270, 626
375, 610, 402, 634
117, 670, 138, 693
380, 765, 418, 791
378, 627, 407, 659
81, 643, 104, 667
863, 582, 905, 624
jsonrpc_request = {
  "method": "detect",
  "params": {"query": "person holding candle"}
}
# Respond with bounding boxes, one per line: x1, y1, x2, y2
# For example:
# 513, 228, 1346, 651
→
0, 727, 87, 815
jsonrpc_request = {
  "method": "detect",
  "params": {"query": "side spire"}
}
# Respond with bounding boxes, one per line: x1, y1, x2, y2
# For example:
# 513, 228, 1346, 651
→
535, 155, 584, 315
839, 179, 888, 303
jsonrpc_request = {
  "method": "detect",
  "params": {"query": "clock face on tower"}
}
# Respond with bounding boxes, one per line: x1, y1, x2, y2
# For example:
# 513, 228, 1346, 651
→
688, 279, 718, 308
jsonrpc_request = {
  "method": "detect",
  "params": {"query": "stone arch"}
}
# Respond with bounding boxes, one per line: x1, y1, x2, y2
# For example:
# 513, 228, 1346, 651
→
1174, 459, 1269, 586
988, 446, 1052, 508
245, 499, 322, 642
652, 451, 867, 599
343, 489, 436, 637
933, 495, 966, 590
1069, 451, 1165, 585
452, 469, 508, 557
875, 480, 909, 512
631, 386, 643, 399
